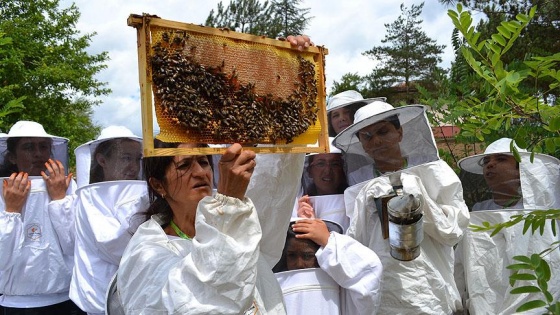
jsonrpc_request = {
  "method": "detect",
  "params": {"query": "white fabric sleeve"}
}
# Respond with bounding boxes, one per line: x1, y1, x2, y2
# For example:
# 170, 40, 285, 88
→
401, 161, 470, 247
0, 211, 24, 270
47, 179, 77, 255
118, 194, 262, 314
48, 194, 77, 256
316, 232, 383, 315
81, 194, 147, 265
245, 153, 305, 267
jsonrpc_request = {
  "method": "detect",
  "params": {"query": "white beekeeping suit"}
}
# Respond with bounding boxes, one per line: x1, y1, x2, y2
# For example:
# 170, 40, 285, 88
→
274, 220, 383, 315
114, 152, 305, 314
334, 102, 470, 314
70, 126, 148, 315
456, 138, 560, 314
0, 121, 77, 310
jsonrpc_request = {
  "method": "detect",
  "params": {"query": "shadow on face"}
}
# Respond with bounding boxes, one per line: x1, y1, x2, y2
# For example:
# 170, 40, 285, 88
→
480, 154, 520, 193
7, 137, 52, 176
285, 237, 320, 271
357, 119, 403, 172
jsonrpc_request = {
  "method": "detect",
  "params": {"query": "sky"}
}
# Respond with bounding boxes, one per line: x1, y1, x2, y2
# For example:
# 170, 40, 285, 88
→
60, 0, 462, 138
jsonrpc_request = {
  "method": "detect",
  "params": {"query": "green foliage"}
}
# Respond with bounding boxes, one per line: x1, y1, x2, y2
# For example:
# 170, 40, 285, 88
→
205, 0, 273, 35
441, 4, 560, 312
0, 31, 24, 131
362, 2, 446, 104
470, 210, 560, 313
0, 0, 108, 166
268, 0, 311, 39
329, 72, 366, 96
205, 0, 312, 39
447, 4, 560, 158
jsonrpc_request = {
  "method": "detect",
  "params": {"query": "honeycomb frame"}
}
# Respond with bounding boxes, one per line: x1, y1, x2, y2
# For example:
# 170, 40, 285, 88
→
127, 13, 329, 157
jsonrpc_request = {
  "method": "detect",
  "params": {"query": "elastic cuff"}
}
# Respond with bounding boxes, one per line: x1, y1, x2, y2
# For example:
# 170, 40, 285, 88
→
214, 192, 248, 205
3, 211, 22, 218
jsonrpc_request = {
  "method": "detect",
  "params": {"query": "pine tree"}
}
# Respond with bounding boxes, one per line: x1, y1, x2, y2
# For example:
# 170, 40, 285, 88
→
205, 0, 311, 39
363, 2, 445, 104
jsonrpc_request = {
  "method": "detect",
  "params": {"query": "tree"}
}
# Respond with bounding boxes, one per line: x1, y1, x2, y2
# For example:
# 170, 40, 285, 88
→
0, 31, 25, 132
205, 0, 273, 36
266, 0, 311, 39
0, 0, 109, 163
329, 73, 365, 96
205, 0, 312, 39
439, 0, 560, 105
444, 4, 560, 157
362, 2, 446, 105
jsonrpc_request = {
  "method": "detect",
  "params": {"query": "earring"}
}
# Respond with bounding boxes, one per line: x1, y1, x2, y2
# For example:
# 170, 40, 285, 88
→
161, 193, 166, 199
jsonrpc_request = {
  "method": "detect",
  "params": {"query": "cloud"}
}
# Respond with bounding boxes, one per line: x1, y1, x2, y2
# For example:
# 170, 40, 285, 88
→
62, 0, 455, 140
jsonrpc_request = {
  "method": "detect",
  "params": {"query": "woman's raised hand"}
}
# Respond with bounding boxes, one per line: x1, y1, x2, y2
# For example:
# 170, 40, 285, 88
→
217, 144, 257, 200
42, 159, 72, 200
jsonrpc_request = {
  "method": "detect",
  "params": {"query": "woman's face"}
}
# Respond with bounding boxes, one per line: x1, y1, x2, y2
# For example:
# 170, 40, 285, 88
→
358, 120, 403, 162
481, 154, 520, 193
286, 238, 319, 271
10, 137, 52, 176
330, 107, 353, 135
160, 143, 214, 210
97, 140, 142, 181
308, 153, 345, 195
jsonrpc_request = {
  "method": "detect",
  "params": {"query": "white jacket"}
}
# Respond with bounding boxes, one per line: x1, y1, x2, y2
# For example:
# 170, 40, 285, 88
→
117, 153, 305, 314
316, 232, 382, 314
345, 160, 470, 314
456, 150, 560, 314
69, 180, 148, 313
275, 232, 383, 315
118, 194, 281, 314
0, 177, 76, 307
460, 210, 560, 315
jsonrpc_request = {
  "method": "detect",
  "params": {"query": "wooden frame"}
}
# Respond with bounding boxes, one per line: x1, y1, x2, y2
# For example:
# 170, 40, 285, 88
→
127, 13, 329, 157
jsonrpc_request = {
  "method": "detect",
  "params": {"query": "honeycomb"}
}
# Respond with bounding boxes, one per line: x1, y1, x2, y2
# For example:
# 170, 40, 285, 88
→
145, 23, 325, 145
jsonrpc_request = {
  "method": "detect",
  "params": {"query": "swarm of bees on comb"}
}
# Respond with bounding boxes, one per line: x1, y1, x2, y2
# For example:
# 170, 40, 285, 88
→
150, 30, 319, 144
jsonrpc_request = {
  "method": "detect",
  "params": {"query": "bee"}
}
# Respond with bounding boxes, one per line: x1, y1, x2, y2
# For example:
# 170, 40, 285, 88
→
162, 32, 170, 42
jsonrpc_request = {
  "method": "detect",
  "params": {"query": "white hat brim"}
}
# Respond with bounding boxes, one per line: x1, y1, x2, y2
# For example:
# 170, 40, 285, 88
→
459, 151, 560, 174
327, 97, 387, 113
333, 105, 426, 150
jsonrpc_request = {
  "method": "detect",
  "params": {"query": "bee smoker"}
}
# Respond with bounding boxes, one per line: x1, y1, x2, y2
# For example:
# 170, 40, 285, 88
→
386, 189, 423, 261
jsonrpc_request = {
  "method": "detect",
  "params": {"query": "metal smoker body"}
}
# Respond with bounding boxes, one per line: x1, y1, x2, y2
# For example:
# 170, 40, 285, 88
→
387, 189, 423, 261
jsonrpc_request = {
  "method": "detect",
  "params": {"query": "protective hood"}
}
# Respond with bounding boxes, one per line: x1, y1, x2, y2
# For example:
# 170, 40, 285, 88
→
327, 90, 386, 113
458, 138, 560, 210
0, 121, 69, 175
333, 101, 438, 164
275, 268, 340, 315
301, 138, 347, 197
74, 126, 142, 188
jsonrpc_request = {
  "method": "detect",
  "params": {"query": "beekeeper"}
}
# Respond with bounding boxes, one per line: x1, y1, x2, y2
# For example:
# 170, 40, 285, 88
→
274, 219, 382, 315
69, 125, 148, 315
0, 121, 81, 314
333, 101, 470, 314
458, 137, 560, 211
109, 139, 304, 314
326, 91, 386, 175
296, 139, 349, 231
456, 137, 560, 314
